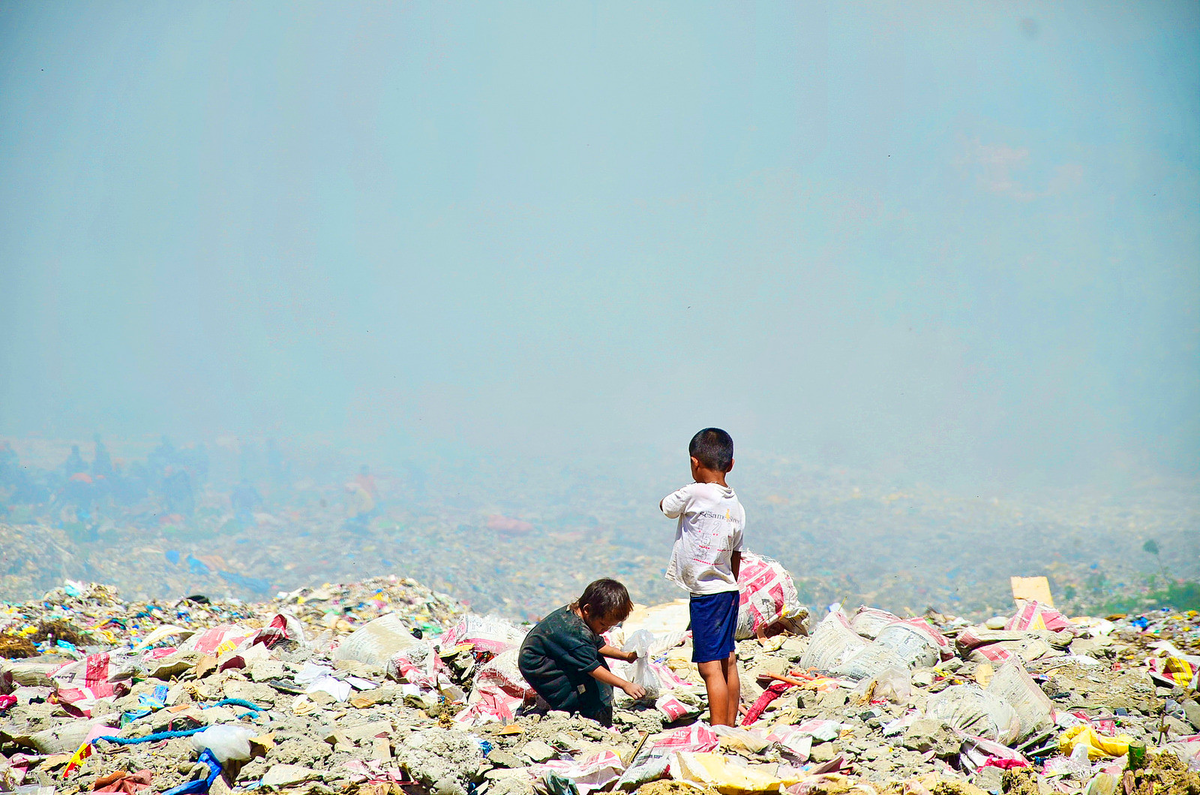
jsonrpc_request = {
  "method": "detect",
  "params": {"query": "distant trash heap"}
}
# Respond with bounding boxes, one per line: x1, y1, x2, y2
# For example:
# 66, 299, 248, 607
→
2, 557, 1199, 795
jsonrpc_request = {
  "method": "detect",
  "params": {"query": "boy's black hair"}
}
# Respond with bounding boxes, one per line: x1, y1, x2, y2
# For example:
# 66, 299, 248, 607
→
689, 427, 734, 472
574, 578, 633, 621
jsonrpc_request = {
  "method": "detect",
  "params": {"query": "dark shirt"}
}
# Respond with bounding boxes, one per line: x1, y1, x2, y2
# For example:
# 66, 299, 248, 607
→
518, 605, 613, 725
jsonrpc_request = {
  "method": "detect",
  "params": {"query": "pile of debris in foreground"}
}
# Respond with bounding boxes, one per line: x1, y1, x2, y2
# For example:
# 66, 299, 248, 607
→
2, 554, 1198, 795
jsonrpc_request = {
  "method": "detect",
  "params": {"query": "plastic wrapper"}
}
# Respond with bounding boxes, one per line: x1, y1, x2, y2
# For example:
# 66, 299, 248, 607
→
455, 648, 535, 726
651, 724, 719, 753
529, 751, 625, 795
672, 751, 802, 795
1005, 601, 1078, 633
1058, 725, 1135, 760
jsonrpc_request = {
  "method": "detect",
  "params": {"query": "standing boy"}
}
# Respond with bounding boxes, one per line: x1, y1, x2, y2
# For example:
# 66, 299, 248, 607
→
659, 428, 744, 726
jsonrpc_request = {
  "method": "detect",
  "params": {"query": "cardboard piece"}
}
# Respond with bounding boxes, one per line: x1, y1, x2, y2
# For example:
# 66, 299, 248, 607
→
1010, 576, 1054, 608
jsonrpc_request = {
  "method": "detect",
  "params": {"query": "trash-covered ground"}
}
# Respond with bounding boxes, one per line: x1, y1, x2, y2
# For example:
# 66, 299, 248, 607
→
3, 437, 1198, 623
3, 558, 1199, 795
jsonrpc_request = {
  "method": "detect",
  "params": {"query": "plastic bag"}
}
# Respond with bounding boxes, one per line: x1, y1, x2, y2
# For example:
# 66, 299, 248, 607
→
334, 613, 426, 668
851, 666, 912, 704
874, 619, 950, 667
439, 615, 527, 656
530, 751, 625, 795
190, 724, 255, 763
925, 685, 1020, 745
850, 607, 901, 640
735, 553, 806, 639
180, 626, 253, 656
621, 630, 661, 698
1058, 725, 1134, 760
833, 644, 911, 681
1006, 601, 1078, 633
985, 660, 1053, 739
800, 612, 867, 672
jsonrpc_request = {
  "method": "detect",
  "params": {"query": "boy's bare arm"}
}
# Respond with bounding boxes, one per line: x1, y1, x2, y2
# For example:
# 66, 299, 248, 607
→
598, 644, 636, 662
731, 550, 741, 581
589, 664, 646, 698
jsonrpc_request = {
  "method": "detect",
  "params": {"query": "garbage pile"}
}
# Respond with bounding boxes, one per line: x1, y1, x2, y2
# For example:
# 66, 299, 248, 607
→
4, 439, 1197, 624
3, 559, 1200, 795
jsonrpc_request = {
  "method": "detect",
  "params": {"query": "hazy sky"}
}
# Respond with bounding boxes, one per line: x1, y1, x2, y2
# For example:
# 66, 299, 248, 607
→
1, 2, 1197, 486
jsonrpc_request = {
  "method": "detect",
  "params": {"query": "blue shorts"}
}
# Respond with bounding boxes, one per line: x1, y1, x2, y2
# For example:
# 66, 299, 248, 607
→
690, 590, 739, 663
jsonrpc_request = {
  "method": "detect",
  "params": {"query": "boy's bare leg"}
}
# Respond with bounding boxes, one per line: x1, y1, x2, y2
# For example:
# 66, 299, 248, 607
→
722, 653, 740, 726
697, 660, 730, 726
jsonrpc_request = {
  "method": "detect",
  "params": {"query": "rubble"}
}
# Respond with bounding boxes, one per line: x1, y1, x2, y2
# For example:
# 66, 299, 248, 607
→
0, 562, 1197, 795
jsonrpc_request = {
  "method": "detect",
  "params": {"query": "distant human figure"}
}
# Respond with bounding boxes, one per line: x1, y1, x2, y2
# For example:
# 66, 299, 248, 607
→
659, 428, 745, 726
518, 579, 643, 726
343, 480, 375, 531
148, 435, 177, 479
62, 444, 87, 476
92, 434, 114, 480
231, 479, 263, 528
355, 465, 379, 501
162, 466, 194, 516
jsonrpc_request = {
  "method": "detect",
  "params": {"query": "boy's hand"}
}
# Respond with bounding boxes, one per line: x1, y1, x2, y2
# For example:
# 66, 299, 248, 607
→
621, 682, 647, 699
623, 650, 638, 663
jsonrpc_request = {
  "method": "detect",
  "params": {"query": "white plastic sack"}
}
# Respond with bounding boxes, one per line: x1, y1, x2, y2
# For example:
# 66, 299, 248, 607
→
531, 750, 625, 795
455, 649, 536, 726
607, 601, 689, 650
735, 553, 806, 639
925, 685, 1020, 745
850, 607, 901, 640
334, 613, 425, 668
800, 612, 867, 672
833, 644, 911, 681
439, 615, 527, 655
874, 619, 947, 668
191, 724, 255, 763
180, 625, 253, 656
985, 659, 1053, 739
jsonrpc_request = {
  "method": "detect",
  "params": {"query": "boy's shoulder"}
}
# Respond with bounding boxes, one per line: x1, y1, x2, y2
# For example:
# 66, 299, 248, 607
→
532, 605, 592, 640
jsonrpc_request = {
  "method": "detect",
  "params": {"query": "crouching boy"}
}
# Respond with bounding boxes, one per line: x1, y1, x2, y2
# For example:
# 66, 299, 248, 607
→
518, 579, 647, 726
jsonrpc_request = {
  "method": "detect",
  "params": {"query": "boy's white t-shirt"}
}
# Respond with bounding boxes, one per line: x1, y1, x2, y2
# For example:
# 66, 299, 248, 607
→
660, 482, 745, 596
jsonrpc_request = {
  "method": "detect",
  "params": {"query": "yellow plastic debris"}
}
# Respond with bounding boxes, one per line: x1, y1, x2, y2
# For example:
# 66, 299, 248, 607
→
1162, 657, 1195, 687
673, 752, 802, 795
1058, 725, 1134, 760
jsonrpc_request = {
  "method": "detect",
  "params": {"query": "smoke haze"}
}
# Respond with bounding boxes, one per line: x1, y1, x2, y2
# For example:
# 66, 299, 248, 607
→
2, 2, 1197, 491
